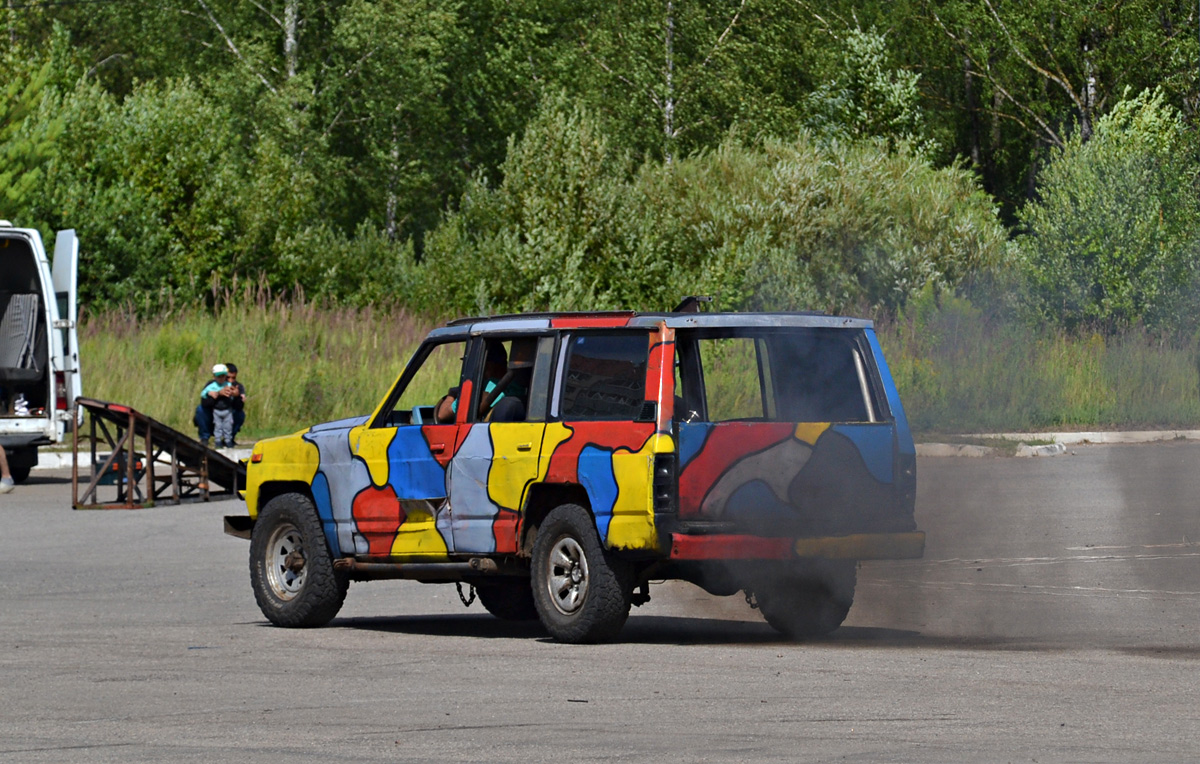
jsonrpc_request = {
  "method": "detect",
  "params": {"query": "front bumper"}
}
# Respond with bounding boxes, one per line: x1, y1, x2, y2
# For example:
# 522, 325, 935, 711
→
668, 531, 925, 561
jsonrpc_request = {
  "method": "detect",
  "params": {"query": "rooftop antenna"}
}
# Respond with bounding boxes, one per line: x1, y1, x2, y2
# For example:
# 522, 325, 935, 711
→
673, 295, 713, 313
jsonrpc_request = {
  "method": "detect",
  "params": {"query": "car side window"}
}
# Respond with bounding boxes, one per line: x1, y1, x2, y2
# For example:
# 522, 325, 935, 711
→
380, 340, 467, 426
556, 332, 649, 420
467, 336, 545, 423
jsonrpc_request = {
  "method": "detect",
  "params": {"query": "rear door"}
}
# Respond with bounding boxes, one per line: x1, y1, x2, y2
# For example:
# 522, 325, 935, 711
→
447, 335, 550, 555
675, 328, 901, 536
51, 230, 81, 425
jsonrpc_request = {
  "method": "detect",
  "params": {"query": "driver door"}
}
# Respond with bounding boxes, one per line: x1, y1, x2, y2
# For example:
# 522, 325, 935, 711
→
350, 339, 468, 558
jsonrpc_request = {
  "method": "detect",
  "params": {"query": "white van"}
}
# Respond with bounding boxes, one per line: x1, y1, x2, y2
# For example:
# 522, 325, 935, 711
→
0, 222, 82, 482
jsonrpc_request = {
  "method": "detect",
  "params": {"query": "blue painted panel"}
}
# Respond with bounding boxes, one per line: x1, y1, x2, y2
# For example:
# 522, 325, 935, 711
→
386, 426, 448, 499
865, 329, 914, 456
831, 424, 895, 483
677, 421, 712, 470
309, 471, 341, 556
578, 445, 618, 541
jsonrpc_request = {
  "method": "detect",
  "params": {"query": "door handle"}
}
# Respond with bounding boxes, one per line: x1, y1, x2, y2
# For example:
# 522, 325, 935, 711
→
430, 443, 446, 453
517, 443, 533, 452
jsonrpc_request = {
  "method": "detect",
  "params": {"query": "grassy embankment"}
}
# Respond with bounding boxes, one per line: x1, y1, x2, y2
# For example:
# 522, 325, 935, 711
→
79, 297, 1200, 443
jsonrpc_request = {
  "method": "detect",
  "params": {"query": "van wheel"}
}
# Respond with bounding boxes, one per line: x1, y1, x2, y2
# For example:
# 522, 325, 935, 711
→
475, 580, 539, 621
9, 464, 30, 484
754, 561, 857, 639
249, 493, 348, 627
531, 504, 631, 643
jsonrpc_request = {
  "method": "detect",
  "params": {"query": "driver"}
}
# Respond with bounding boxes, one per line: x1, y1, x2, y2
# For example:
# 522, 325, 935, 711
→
435, 343, 511, 423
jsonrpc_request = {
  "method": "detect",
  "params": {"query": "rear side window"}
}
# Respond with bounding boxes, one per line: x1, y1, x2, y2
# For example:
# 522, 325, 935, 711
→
558, 332, 649, 420
680, 329, 878, 423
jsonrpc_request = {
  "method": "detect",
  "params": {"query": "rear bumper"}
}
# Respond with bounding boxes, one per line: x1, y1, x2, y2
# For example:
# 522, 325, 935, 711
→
668, 531, 925, 561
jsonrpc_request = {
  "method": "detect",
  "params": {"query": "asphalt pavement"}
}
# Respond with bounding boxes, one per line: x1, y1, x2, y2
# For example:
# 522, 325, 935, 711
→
3, 442, 1200, 762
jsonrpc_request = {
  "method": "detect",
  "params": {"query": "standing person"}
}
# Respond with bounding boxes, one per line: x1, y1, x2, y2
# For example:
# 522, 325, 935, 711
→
0, 444, 14, 494
224, 363, 247, 446
200, 364, 235, 448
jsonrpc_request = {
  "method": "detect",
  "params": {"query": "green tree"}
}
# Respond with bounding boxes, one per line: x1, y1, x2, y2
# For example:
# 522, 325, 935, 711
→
1018, 88, 1200, 332
0, 59, 62, 210
802, 27, 929, 151
418, 96, 1009, 317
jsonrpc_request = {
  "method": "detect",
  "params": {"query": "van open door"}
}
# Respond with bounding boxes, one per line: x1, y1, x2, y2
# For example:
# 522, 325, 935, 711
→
51, 230, 82, 425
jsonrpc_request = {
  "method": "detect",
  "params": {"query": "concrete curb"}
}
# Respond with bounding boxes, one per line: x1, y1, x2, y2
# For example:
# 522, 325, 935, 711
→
916, 430, 1199, 458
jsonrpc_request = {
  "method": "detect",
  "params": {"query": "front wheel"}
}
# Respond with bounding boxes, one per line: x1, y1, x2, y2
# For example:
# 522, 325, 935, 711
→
531, 504, 632, 643
249, 493, 348, 627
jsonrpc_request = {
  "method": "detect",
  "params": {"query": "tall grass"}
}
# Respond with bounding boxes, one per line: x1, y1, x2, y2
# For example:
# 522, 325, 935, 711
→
79, 292, 434, 440
877, 294, 1200, 433
78, 293, 1200, 442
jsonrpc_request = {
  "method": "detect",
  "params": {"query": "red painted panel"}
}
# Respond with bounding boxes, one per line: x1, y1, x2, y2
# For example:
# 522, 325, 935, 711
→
351, 484, 404, 556
669, 534, 793, 560
550, 315, 634, 328
544, 422, 655, 483
677, 423, 795, 516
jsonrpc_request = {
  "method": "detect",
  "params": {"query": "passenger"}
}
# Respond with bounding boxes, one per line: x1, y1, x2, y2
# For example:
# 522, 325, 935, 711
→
199, 364, 235, 448
225, 363, 247, 445
0, 444, 13, 494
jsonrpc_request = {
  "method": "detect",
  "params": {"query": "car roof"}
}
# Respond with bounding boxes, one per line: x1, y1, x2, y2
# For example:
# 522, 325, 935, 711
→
431, 311, 873, 339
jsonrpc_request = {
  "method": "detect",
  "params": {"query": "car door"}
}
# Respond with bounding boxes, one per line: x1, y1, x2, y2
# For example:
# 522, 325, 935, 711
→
349, 338, 468, 559
50, 229, 82, 426
447, 336, 552, 555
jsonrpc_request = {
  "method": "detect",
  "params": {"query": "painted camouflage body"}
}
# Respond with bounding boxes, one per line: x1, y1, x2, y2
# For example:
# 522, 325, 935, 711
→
243, 313, 916, 562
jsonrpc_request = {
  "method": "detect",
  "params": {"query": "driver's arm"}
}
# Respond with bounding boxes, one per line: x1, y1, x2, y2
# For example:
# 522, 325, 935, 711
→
434, 386, 460, 423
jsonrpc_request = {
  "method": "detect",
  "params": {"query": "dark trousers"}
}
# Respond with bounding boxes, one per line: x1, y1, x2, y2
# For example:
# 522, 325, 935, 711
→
194, 405, 245, 441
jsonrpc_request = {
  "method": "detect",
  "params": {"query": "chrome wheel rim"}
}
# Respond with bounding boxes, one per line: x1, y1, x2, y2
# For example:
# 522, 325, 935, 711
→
546, 535, 588, 615
265, 522, 307, 600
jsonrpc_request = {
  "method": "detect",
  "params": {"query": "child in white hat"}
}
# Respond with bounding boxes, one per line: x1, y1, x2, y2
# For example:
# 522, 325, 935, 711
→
200, 364, 235, 448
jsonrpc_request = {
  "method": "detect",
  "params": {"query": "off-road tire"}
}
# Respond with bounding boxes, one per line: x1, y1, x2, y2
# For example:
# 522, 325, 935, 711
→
531, 504, 632, 643
475, 579, 539, 621
754, 561, 857, 639
249, 492, 348, 627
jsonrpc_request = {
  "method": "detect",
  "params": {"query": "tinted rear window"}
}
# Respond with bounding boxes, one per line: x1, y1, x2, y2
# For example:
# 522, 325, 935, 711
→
559, 332, 648, 419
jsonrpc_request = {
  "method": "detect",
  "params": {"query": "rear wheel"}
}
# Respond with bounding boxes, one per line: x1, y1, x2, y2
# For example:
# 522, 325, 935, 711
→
8, 448, 34, 484
531, 504, 632, 643
9, 464, 31, 484
249, 492, 348, 627
754, 561, 857, 639
475, 579, 539, 621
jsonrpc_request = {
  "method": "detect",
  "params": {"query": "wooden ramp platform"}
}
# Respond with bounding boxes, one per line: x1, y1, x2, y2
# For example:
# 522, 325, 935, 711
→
72, 397, 245, 509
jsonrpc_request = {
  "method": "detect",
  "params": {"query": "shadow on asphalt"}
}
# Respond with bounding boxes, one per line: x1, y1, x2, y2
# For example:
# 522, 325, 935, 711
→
16, 473, 72, 485
245, 614, 1200, 654
309, 612, 1103, 650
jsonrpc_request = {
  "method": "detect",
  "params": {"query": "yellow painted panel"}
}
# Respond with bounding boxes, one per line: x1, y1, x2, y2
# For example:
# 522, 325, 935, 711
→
487, 423, 546, 510
245, 431, 320, 518
793, 422, 830, 446
351, 423, 393, 487
389, 506, 450, 558
606, 437, 658, 551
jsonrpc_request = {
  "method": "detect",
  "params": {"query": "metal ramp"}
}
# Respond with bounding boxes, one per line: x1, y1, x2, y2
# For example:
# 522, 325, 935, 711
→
72, 397, 245, 509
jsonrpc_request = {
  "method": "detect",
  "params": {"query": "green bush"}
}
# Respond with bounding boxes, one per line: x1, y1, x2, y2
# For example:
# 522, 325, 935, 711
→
417, 95, 1009, 316
1018, 88, 1200, 333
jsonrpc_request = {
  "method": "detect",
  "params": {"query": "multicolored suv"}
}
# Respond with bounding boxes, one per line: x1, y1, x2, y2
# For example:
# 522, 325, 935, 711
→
226, 309, 924, 643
